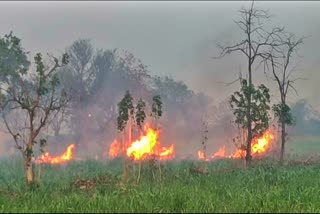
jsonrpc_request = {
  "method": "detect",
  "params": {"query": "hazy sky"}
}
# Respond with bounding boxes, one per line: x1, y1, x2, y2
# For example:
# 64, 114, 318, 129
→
0, 1, 319, 107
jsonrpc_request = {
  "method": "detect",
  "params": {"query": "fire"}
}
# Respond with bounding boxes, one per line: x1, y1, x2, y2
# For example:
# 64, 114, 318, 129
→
108, 124, 174, 161
198, 151, 205, 160
251, 130, 274, 155
197, 146, 226, 161
108, 140, 121, 159
211, 146, 225, 159
34, 144, 75, 164
198, 130, 275, 161
159, 144, 175, 160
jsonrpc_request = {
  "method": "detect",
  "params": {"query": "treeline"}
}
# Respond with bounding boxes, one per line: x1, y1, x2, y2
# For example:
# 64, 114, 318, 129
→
42, 39, 217, 158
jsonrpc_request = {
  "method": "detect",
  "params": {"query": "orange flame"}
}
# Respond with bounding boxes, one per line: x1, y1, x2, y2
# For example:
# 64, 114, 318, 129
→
211, 146, 225, 159
198, 130, 275, 161
197, 151, 205, 160
108, 139, 121, 159
34, 144, 75, 164
251, 130, 274, 155
159, 144, 175, 160
108, 124, 174, 161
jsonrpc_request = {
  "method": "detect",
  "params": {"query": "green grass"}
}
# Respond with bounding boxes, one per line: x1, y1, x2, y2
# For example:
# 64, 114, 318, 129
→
1, 157, 320, 213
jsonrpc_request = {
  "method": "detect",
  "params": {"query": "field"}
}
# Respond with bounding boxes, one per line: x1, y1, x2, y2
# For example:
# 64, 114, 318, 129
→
1, 138, 320, 213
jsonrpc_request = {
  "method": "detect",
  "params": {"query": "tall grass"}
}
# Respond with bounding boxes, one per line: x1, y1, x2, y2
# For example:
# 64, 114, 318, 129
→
1, 157, 320, 213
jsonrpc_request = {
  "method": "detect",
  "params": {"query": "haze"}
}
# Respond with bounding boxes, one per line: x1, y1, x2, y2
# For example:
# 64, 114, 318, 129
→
0, 1, 319, 107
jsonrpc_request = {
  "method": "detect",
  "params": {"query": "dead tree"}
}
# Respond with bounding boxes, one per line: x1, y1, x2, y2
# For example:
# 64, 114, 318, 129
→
262, 34, 304, 164
217, 1, 285, 166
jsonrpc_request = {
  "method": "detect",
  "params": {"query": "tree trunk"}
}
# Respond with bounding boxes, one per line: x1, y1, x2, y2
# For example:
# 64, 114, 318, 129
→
137, 160, 142, 184
25, 158, 34, 186
137, 129, 142, 184
122, 129, 128, 184
154, 117, 162, 181
280, 121, 286, 164
54, 128, 60, 137
245, 63, 253, 167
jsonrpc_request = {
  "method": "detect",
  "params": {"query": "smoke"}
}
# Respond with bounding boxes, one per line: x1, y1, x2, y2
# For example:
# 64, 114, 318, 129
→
1, 1, 320, 159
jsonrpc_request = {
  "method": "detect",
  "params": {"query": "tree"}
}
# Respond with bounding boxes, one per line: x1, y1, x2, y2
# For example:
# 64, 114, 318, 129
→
49, 103, 69, 136
0, 32, 69, 186
62, 39, 94, 150
135, 98, 146, 183
117, 90, 134, 184
200, 114, 209, 172
262, 34, 303, 163
217, 1, 285, 166
230, 79, 271, 160
151, 95, 162, 130
151, 95, 162, 180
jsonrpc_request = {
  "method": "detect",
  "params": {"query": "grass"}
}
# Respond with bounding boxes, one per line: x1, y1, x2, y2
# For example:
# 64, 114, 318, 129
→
1, 156, 320, 213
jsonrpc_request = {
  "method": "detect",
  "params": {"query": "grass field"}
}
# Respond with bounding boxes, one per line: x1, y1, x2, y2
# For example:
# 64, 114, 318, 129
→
1, 155, 320, 213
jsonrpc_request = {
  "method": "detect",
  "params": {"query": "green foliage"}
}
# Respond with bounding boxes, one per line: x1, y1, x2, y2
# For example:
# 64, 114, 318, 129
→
0, 32, 69, 174
135, 98, 146, 129
273, 103, 295, 126
230, 79, 271, 138
117, 90, 134, 132
151, 95, 162, 118
0, 31, 30, 80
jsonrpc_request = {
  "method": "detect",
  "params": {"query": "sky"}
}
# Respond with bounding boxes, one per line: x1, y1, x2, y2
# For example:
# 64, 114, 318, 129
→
0, 1, 319, 108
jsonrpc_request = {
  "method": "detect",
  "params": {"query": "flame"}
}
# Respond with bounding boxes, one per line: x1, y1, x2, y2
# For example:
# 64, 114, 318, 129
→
34, 144, 75, 164
108, 139, 121, 159
197, 151, 205, 160
159, 144, 175, 160
198, 130, 275, 161
229, 149, 245, 158
108, 124, 174, 161
211, 146, 225, 159
251, 130, 274, 155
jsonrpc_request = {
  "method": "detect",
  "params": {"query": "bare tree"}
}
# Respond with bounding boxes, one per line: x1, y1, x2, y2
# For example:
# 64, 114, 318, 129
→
262, 34, 304, 164
63, 39, 94, 150
217, 1, 285, 166
0, 33, 69, 186
49, 106, 70, 136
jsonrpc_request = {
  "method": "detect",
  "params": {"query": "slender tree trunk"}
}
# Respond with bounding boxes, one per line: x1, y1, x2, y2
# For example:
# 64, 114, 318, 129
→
137, 128, 142, 184
137, 160, 142, 184
128, 112, 133, 182
24, 156, 34, 186
24, 139, 35, 186
155, 117, 162, 181
54, 128, 60, 137
280, 121, 286, 164
245, 63, 253, 167
122, 129, 128, 184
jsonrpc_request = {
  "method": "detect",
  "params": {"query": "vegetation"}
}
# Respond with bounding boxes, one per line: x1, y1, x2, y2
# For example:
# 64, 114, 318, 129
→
0, 32, 69, 186
135, 98, 146, 183
229, 79, 271, 159
217, 1, 287, 166
1, 157, 320, 213
262, 34, 304, 164
1, 1, 320, 213
117, 90, 134, 184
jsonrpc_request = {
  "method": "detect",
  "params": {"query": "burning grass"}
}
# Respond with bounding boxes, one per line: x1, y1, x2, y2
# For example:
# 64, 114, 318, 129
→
33, 144, 75, 165
1, 157, 320, 213
107, 124, 175, 161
